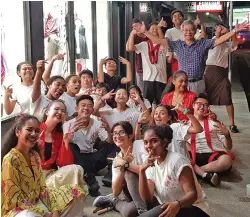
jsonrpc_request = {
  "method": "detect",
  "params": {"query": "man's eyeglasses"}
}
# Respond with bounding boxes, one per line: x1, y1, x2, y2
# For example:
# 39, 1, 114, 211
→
194, 102, 209, 108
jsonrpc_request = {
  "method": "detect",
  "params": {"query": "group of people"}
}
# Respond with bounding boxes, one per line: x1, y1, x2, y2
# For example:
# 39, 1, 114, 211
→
1, 9, 248, 217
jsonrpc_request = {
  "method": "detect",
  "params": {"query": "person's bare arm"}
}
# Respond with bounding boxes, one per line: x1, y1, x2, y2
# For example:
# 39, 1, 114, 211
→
4, 86, 16, 115
112, 169, 125, 196
157, 17, 167, 39
127, 30, 137, 52
120, 57, 132, 84
187, 113, 203, 134
97, 57, 107, 83
32, 60, 46, 103
195, 15, 207, 39
42, 54, 64, 85
215, 21, 248, 47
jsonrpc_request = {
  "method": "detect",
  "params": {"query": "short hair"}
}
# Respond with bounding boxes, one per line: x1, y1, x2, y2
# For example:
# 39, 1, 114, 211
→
95, 82, 110, 92
149, 21, 159, 29
194, 93, 209, 104
65, 74, 79, 84
76, 94, 94, 106
171, 10, 184, 19
79, 70, 93, 79
111, 121, 133, 136
132, 18, 142, 24
181, 20, 197, 33
105, 58, 117, 66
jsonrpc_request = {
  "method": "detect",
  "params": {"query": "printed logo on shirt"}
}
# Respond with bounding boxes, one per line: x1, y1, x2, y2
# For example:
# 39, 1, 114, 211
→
164, 175, 178, 189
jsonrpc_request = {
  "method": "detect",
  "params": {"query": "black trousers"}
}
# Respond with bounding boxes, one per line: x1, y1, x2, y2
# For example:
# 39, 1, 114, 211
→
70, 142, 120, 185
143, 81, 166, 105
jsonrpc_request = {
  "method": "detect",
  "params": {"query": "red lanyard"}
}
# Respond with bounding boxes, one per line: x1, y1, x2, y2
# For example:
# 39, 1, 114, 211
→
147, 40, 160, 64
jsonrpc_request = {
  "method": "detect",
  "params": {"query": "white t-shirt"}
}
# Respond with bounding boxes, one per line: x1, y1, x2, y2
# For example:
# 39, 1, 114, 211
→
59, 92, 77, 116
168, 123, 190, 157
188, 120, 226, 154
63, 117, 108, 153
135, 42, 167, 84
145, 152, 207, 212
112, 140, 148, 182
11, 84, 33, 113
102, 107, 140, 130
30, 95, 52, 121
206, 40, 233, 68
127, 98, 151, 112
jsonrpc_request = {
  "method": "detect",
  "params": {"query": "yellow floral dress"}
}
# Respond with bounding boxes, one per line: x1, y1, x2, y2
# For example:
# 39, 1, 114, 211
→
1, 148, 86, 217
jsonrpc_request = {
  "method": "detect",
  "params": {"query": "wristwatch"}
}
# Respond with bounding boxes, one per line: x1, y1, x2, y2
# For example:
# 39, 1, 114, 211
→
124, 161, 130, 170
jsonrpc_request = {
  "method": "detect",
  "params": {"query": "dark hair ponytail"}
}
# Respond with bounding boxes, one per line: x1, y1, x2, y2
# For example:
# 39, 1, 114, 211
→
1, 114, 40, 162
161, 70, 188, 101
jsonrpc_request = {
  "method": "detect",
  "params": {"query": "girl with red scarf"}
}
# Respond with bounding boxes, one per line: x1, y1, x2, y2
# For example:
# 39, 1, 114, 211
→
39, 99, 88, 192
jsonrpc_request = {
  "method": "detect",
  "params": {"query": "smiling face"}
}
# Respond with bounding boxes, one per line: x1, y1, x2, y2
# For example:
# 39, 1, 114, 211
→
183, 23, 196, 41
95, 87, 108, 98
15, 119, 40, 148
81, 74, 93, 89
193, 98, 209, 116
173, 74, 188, 92
112, 125, 131, 148
105, 60, 117, 71
149, 24, 158, 36
154, 106, 171, 126
172, 12, 184, 26
46, 101, 66, 123
67, 75, 81, 95
115, 89, 129, 104
48, 78, 66, 99
143, 129, 165, 157
76, 99, 94, 118
18, 63, 34, 81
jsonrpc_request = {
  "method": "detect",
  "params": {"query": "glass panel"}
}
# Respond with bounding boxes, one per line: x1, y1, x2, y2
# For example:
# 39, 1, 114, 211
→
43, 1, 69, 78
96, 1, 109, 66
74, 0, 93, 72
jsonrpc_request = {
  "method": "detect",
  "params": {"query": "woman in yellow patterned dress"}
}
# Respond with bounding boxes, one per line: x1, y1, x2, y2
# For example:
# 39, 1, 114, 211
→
1, 114, 86, 217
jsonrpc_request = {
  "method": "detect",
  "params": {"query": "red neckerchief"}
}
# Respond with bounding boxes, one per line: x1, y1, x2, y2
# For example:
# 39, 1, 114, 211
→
39, 122, 62, 170
190, 119, 235, 166
147, 40, 161, 64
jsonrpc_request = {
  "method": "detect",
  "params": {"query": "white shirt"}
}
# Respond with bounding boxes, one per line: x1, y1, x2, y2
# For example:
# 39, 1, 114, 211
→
135, 42, 167, 84
146, 152, 207, 212
188, 120, 226, 154
206, 40, 233, 68
168, 123, 190, 157
112, 140, 148, 182
63, 117, 108, 153
102, 107, 140, 130
11, 84, 33, 113
127, 98, 151, 112
30, 95, 52, 121
59, 92, 77, 116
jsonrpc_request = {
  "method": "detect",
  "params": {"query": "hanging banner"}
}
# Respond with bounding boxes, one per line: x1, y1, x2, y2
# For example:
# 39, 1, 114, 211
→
196, 1, 223, 13
183, 2, 197, 13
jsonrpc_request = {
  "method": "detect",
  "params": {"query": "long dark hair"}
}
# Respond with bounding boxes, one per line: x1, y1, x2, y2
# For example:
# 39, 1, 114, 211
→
161, 70, 188, 100
1, 114, 40, 162
42, 100, 66, 133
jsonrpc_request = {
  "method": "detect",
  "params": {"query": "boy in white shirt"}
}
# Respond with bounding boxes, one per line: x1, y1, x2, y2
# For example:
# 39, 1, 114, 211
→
63, 95, 116, 196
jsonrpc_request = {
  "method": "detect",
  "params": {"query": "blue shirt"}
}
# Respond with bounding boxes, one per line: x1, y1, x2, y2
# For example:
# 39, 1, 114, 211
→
168, 38, 215, 79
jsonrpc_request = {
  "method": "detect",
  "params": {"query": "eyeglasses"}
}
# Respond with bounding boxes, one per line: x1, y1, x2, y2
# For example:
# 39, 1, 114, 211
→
112, 131, 126, 137
194, 102, 209, 108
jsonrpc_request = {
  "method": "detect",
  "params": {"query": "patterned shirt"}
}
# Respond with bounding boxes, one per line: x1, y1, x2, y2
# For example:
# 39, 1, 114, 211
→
168, 38, 215, 79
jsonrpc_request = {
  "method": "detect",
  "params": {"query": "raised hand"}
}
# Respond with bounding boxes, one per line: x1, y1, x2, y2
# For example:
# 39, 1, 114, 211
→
158, 17, 167, 28
138, 110, 150, 124
213, 122, 230, 136
52, 53, 65, 61
4, 85, 13, 98
119, 56, 131, 65
140, 151, 159, 171
133, 21, 147, 34
100, 56, 108, 65
171, 101, 185, 113
36, 60, 47, 73
235, 20, 248, 33
204, 108, 217, 121
101, 89, 116, 101
130, 92, 141, 104
195, 14, 202, 25
63, 123, 74, 150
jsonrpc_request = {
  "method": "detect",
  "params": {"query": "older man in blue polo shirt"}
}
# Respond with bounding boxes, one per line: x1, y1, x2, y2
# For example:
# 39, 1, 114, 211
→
134, 20, 248, 95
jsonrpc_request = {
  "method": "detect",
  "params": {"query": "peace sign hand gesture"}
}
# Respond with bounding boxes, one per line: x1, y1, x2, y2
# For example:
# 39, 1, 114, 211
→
140, 151, 160, 171
63, 123, 74, 150
101, 89, 116, 101
213, 122, 230, 136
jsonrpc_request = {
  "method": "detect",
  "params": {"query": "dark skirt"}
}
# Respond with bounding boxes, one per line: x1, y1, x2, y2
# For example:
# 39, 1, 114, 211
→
204, 65, 232, 106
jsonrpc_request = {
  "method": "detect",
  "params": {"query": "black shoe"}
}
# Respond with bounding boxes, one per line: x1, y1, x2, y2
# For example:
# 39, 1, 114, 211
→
203, 173, 220, 187
89, 182, 101, 197
102, 169, 112, 187
229, 125, 239, 133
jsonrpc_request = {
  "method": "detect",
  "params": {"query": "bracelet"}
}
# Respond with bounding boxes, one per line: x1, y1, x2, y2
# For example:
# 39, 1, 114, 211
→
183, 108, 190, 115
176, 200, 181, 208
